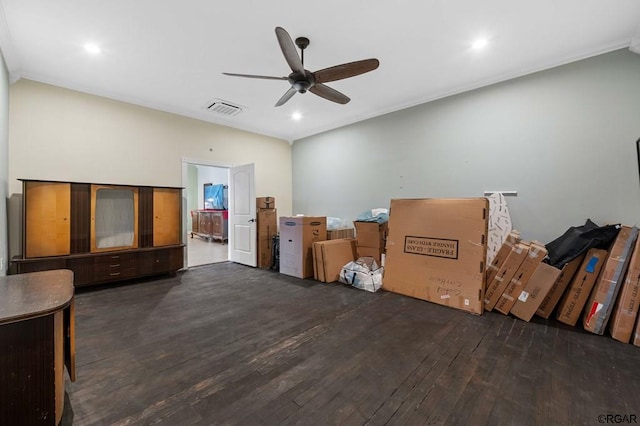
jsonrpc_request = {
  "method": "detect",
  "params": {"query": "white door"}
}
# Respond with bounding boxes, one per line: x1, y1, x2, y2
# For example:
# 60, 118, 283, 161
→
229, 163, 257, 266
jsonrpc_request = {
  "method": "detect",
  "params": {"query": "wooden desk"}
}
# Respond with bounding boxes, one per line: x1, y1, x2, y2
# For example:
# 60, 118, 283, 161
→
0, 269, 76, 425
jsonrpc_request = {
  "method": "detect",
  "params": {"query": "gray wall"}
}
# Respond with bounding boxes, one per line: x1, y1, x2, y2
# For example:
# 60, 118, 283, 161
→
0, 51, 8, 275
293, 49, 640, 244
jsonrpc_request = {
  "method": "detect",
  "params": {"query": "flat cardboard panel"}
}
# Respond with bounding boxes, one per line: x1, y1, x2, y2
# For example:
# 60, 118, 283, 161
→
383, 198, 488, 315
584, 226, 639, 335
556, 248, 607, 326
312, 242, 325, 282
485, 231, 521, 288
257, 209, 277, 269
327, 228, 355, 240
484, 242, 530, 311
258, 237, 274, 269
256, 197, 276, 209
634, 321, 640, 346
317, 239, 357, 283
609, 236, 640, 343
536, 254, 585, 319
495, 242, 547, 315
279, 216, 327, 279
510, 263, 562, 322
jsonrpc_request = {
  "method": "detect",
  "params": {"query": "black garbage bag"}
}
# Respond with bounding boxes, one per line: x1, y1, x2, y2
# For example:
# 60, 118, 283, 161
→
545, 219, 620, 268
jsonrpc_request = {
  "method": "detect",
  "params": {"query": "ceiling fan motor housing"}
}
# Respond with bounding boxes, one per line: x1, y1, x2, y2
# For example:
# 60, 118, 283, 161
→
289, 71, 315, 93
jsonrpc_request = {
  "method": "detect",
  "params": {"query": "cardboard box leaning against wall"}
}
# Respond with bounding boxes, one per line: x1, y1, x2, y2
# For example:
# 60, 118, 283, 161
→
494, 242, 547, 315
485, 230, 521, 287
382, 198, 489, 315
484, 242, 530, 311
257, 208, 277, 269
535, 254, 585, 319
555, 248, 607, 327
583, 226, 639, 335
609, 234, 640, 343
312, 239, 358, 283
510, 263, 562, 322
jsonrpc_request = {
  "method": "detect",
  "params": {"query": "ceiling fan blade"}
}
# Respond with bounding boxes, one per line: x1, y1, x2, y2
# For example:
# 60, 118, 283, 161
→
223, 72, 287, 81
313, 59, 380, 84
275, 87, 297, 107
309, 83, 350, 105
275, 27, 305, 75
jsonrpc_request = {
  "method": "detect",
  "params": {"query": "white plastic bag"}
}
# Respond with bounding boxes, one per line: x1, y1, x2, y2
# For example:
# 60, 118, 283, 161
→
339, 257, 383, 292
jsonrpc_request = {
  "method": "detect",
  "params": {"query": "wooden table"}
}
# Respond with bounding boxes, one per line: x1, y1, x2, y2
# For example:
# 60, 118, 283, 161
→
0, 269, 76, 425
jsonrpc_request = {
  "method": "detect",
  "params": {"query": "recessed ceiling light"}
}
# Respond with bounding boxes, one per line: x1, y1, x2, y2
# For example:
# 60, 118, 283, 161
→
291, 112, 302, 121
472, 39, 488, 50
83, 42, 101, 55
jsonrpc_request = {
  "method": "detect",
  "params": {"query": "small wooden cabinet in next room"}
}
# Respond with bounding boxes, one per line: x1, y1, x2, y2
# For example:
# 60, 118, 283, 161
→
190, 210, 228, 243
12, 179, 185, 288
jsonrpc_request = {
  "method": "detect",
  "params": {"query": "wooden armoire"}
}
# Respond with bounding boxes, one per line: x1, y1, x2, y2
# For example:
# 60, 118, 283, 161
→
12, 179, 184, 287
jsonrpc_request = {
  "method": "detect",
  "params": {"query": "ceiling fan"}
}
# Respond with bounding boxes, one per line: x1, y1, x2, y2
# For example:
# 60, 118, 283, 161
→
223, 27, 379, 107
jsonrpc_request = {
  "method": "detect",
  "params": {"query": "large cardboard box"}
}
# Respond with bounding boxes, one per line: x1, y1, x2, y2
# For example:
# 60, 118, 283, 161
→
584, 226, 639, 335
486, 230, 521, 287
634, 319, 640, 347
279, 216, 327, 279
510, 263, 562, 322
256, 196, 276, 209
536, 254, 585, 319
494, 242, 547, 315
357, 246, 384, 264
556, 248, 607, 326
354, 221, 388, 248
609, 236, 640, 343
257, 209, 277, 269
382, 198, 489, 315
327, 228, 355, 240
312, 239, 357, 283
484, 242, 530, 311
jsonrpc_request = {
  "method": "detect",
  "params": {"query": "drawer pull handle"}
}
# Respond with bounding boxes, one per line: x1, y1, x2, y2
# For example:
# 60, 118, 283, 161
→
110, 264, 120, 267
109, 272, 121, 276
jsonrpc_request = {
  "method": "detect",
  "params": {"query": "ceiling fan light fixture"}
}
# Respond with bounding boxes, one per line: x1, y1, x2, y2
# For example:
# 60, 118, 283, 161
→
83, 42, 102, 55
472, 38, 488, 50
291, 112, 303, 120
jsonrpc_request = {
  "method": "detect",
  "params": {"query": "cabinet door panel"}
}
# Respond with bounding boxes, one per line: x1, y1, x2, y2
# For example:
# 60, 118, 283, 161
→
25, 182, 71, 258
153, 188, 181, 247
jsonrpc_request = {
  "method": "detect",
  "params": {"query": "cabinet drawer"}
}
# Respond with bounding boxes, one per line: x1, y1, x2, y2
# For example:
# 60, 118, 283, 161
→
93, 253, 137, 268
93, 265, 138, 281
93, 253, 138, 281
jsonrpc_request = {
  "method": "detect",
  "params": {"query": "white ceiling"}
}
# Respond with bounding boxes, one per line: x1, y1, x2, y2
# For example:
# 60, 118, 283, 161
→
1, 1, 639, 142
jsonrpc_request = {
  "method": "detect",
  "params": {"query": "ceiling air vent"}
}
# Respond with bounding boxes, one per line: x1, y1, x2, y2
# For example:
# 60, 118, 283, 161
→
205, 99, 244, 117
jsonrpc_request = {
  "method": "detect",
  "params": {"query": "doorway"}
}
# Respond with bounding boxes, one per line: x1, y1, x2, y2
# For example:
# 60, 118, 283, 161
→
183, 160, 230, 267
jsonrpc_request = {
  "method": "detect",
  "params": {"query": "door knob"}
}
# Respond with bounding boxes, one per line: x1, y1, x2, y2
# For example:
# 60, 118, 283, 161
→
248, 218, 256, 223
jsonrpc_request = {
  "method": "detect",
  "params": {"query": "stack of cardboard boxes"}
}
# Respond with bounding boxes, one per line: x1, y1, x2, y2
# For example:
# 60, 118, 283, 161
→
257, 197, 277, 269
354, 221, 388, 264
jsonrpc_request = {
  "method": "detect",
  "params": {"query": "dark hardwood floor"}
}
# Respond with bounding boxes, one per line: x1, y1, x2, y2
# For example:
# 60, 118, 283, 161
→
62, 262, 640, 425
